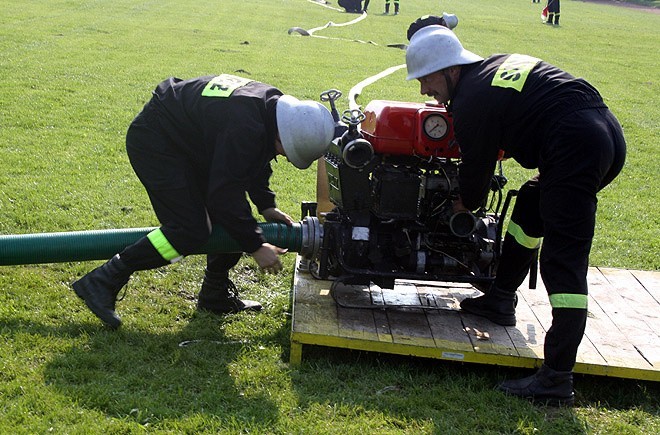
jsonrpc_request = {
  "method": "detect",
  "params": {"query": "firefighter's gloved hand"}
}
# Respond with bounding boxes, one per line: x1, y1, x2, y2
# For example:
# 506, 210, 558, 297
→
261, 207, 294, 225
252, 243, 287, 274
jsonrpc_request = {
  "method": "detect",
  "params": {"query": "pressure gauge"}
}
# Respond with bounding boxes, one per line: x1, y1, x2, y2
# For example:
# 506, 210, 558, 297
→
423, 114, 449, 140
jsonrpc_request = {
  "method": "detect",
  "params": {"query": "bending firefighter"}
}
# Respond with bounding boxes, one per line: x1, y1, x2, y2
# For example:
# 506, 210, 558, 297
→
72, 74, 335, 329
406, 26, 625, 405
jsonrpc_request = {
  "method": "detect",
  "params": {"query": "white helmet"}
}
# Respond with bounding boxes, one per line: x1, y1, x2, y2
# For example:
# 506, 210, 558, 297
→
276, 95, 335, 169
406, 25, 483, 81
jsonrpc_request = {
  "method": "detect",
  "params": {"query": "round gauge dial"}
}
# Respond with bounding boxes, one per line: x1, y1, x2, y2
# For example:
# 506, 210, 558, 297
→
423, 114, 449, 140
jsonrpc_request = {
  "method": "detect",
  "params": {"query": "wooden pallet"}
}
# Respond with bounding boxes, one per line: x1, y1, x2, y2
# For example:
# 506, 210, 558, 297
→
290, 258, 660, 382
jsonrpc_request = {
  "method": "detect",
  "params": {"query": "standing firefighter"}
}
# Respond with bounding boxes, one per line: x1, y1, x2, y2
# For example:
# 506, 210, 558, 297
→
405, 26, 625, 405
72, 74, 335, 329
546, 0, 561, 25
384, 0, 399, 15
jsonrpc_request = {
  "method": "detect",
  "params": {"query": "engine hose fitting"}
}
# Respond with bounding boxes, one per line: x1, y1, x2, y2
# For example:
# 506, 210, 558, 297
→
449, 211, 478, 238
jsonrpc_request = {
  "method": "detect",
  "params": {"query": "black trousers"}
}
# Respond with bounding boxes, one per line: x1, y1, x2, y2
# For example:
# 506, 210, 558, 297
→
338, 0, 362, 13
548, 0, 560, 14
495, 107, 626, 371
119, 101, 242, 276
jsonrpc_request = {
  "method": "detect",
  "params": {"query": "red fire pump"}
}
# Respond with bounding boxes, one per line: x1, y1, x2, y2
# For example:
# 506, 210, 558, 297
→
302, 90, 512, 299
359, 99, 460, 159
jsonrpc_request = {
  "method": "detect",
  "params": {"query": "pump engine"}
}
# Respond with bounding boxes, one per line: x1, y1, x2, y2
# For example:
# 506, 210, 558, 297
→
303, 90, 510, 292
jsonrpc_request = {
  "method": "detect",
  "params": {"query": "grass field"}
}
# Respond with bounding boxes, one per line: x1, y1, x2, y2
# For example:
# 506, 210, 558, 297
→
0, 0, 658, 433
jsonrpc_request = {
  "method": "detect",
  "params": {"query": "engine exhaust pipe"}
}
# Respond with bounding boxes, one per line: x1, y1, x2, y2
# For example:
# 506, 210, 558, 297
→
0, 217, 322, 266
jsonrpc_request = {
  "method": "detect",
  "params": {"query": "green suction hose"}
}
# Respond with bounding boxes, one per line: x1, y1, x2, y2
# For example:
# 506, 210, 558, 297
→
0, 218, 321, 266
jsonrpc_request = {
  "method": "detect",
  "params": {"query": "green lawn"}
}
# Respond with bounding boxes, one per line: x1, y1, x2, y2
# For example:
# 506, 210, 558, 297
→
0, 0, 658, 433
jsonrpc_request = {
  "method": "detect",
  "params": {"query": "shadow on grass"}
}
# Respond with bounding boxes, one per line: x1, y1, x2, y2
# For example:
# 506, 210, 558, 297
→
33, 313, 283, 427
8, 307, 656, 432
287, 345, 659, 432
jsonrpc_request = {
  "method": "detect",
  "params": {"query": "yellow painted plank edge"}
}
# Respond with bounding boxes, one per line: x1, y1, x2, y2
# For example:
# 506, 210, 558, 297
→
291, 332, 660, 382
291, 331, 539, 368
573, 362, 660, 382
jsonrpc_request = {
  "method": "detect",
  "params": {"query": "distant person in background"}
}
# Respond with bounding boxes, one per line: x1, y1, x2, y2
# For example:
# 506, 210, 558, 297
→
546, 0, 561, 25
384, 0, 399, 15
406, 13, 459, 40
338, 0, 363, 13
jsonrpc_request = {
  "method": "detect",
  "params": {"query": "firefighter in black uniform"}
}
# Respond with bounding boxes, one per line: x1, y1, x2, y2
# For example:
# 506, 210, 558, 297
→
546, 0, 561, 25
338, 0, 363, 13
406, 26, 626, 405
72, 74, 335, 330
384, 0, 400, 15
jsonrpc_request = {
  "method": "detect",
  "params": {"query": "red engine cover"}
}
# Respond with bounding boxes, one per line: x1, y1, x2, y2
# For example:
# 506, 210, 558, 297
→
360, 100, 461, 158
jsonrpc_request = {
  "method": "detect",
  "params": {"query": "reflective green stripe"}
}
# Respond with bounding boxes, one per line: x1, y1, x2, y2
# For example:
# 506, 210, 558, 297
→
549, 293, 588, 309
507, 221, 541, 249
147, 229, 181, 262
491, 54, 541, 92
201, 74, 253, 98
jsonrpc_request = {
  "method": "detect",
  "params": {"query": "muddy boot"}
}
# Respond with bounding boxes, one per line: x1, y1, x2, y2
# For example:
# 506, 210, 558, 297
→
197, 270, 262, 314
498, 364, 575, 406
460, 285, 516, 326
72, 254, 131, 329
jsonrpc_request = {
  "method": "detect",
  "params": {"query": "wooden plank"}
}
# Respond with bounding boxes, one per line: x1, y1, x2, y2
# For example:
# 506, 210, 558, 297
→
292, 301, 338, 336
331, 281, 372, 307
335, 284, 380, 341
292, 272, 335, 306
416, 281, 470, 311
291, 274, 338, 336
575, 268, 652, 370
505, 290, 545, 359
369, 286, 394, 343
583, 292, 652, 370
385, 308, 436, 348
629, 269, 660, 304
289, 259, 659, 380
381, 282, 424, 307
598, 268, 660, 333
588, 268, 659, 367
425, 309, 473, 352
439, 285, 518, 358
414, 280, 474, 314
414, 283, 474, 352
459, 309, 518, 357
518, 277, 607, 366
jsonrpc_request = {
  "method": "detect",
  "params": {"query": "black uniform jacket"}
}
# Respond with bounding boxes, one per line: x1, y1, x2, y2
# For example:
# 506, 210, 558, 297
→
149, 76, 282, 253
450, 54, 607, 210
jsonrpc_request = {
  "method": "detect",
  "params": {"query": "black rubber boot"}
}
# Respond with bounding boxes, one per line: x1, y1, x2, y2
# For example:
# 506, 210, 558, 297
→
460, 286, 516, 326
498, 364, 575, 406
197, 270, 262, 314
72, 254, 130, 329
